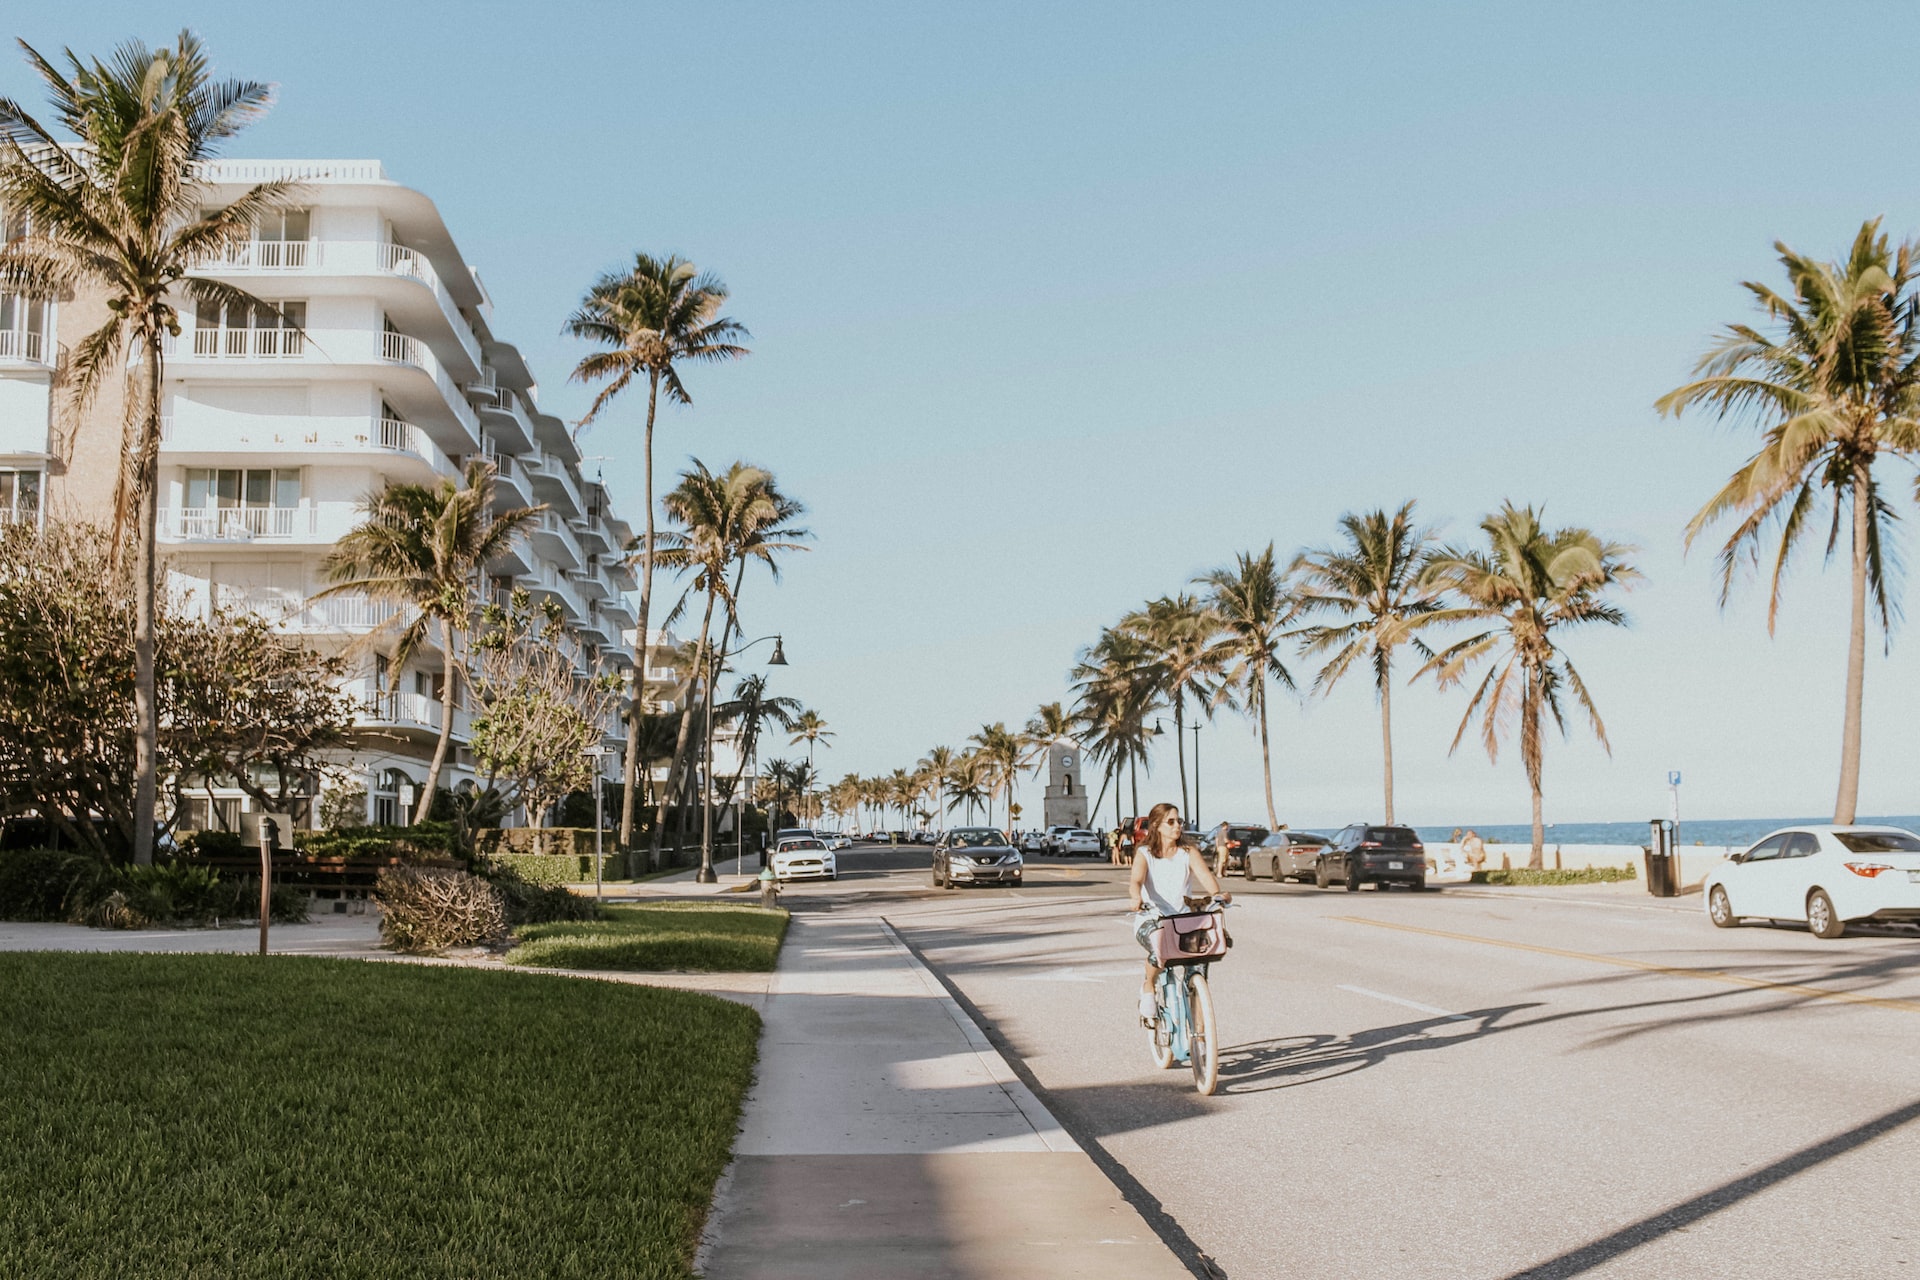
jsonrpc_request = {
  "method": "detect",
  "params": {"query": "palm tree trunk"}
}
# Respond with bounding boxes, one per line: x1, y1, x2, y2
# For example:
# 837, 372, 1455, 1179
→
651, 679, 698, 869
415, 617, 459, 823
1256, 672, 1278, 829
694, 590, 719, 882
131, 333, 164, 865
1379, 676, 1395, 826
1834, 465, 1869, 824
619, 370, 663, 849
1174, 700, 1189, 816
1524, 676, 1545, 870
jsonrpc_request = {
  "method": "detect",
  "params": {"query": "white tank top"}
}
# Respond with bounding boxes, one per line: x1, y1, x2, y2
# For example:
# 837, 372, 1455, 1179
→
1142, 849, 1193, 915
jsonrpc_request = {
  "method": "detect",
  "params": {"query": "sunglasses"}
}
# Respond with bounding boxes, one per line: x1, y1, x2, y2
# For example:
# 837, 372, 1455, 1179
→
1162, 817, 1182, 827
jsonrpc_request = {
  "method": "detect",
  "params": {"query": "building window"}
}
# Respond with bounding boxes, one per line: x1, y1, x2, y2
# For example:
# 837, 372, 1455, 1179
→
372, 768, 414, 828
0, 470, 41, 526
182, 468, 301, 538
178, 795, 242, 833
0, 293, 48, 364
193, 299, 305, 357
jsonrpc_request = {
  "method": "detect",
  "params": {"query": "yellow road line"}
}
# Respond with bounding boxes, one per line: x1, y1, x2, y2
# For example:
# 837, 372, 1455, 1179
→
1335, 915, 1920, 1014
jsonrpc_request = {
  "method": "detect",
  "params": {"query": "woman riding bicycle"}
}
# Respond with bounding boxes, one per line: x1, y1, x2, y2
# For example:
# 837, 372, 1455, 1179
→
1128, 801, 1229, 1023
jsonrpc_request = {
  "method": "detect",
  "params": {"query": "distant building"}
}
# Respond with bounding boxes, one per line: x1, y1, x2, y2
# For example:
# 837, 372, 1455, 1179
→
8, 159, 641, 835
1041, 741, 1089, 828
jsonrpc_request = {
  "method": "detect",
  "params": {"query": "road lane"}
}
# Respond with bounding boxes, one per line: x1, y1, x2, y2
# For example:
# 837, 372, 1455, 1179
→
829, 845, 1920, 1278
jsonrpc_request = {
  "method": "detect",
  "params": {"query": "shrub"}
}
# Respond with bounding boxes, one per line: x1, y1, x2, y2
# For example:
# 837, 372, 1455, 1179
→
1472, 865, 1638, 886
375, 866, 507, 953
293, 822, 455, 861
0, 847, 108, 921
474, 827, 601, 860
179, 829, 246, 858
489, 852, 577, 887
82, 862, 310, 929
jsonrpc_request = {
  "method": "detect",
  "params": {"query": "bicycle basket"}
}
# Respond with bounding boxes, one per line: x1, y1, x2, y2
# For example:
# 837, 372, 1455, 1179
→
1153, 911, 1227, 965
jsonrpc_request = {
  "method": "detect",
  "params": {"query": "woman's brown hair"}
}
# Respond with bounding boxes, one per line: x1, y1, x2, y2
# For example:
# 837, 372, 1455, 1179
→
1141, 801, 1184, 858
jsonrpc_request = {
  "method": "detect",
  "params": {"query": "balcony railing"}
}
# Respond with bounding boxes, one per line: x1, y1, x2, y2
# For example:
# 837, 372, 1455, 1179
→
158, 501, 359, 543
160, 413, 452, 476
0, 327, 50, 366
361, 689, 440, 730
0, 505, 42, 527
192, 324, 304, 358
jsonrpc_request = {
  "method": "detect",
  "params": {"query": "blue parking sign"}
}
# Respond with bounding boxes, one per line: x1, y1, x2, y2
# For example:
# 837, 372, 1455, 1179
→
1668, 771, 1682, 786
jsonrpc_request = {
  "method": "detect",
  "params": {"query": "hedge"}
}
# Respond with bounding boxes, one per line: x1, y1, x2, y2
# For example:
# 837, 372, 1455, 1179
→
490, 850, 628, 887
1471, 865, 1638, 886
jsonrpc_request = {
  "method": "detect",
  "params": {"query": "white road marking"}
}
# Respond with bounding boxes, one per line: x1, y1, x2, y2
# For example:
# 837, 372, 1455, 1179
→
1337, 983, 1471, 1021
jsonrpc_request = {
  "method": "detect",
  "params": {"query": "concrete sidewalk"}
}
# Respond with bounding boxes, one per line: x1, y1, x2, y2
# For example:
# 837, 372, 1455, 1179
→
699, 913, 1194, 1280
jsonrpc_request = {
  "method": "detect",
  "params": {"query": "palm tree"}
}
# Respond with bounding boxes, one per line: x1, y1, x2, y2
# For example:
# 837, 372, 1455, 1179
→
319, 461, 543, 822
1656, 220, 1920, 824
1196, 546, 1298, 829
760, 758, 798, 827
1419, 503, 1640, 866
566, 253, 749, 851
789, 710, 834, 772
1021, 701, 1074, 782
0, 34, 288, 862
968, 723, 1023, 833
715, 674, 801, 831
946, 754, 990, 824
1292, 503, 1450, 825
1116, 594, 1221, 815
653, 460, 808, 880
1070, 626, 1161, 820
918, 746, 960, 824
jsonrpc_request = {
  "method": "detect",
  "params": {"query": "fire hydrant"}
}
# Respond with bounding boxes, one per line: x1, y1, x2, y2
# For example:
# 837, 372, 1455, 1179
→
759, 867, 780, 910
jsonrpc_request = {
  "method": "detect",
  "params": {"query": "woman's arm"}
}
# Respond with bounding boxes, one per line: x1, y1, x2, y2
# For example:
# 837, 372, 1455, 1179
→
1128, 852, 1149, 911
1188, 846, 1230, 901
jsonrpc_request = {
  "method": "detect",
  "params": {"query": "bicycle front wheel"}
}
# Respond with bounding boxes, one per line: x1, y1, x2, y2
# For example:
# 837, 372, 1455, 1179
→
1186, 970, 1219, 1095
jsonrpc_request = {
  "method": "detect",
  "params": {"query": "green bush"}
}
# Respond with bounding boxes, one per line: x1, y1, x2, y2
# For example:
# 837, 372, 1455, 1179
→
179, 829, 246, 858
2, 848, 308, 927
491, 876, 604, 926
474, 827, 602, 860
0, 847, 108, 921
375, 866, 507, 953
1472, 865, 1638, 886
489, 852, 577, 887
292, 822, 455, 861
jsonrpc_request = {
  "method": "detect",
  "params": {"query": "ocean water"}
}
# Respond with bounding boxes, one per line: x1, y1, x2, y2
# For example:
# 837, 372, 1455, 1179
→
1409, 816, 1920, 849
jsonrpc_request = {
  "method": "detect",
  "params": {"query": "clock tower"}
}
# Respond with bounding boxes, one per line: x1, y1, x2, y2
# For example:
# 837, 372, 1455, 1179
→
1041, 741, 1090, 828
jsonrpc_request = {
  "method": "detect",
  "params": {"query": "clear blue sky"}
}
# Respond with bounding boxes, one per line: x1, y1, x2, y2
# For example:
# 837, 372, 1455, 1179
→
15, 3, 1920, 828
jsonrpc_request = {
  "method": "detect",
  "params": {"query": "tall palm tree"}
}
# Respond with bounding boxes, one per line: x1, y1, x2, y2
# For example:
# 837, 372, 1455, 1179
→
1292, 503, 1449, 825
0, 34, 287, 862
968, 723, 1023, 833
566, 253, 749, 851
1656, 220, 1920, 824
946, 754, 990, 824
918, 746, 960, 824
789, 709, 833, 772
1070, 626, 1161, 820
1021, 701, 1074, 782
652, 460, 808, 880
319, 460, 543, 822
1116, 594, 1220, 815
1197, 546, 1299, 829
716, 673, 800, 831
1419, 503, 1640, 866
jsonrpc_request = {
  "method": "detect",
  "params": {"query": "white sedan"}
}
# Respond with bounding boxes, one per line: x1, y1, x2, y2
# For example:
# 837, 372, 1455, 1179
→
771, 836, 838, 882
1704, 825, 1920, 939
1060, 829, 1102, 856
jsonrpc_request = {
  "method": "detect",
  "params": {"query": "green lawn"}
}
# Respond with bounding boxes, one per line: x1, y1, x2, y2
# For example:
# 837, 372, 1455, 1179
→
507, 901, 789, 972
0, 953, 759, 1280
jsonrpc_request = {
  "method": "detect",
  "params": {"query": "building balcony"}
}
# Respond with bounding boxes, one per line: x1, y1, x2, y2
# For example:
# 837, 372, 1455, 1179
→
525, 564, 587, 622
599, 595, 638, 629
157, 500, 361, 545
166, 324, 481, 454
525, 446, 585, 518
482, 444, 535, 508
357, 688, 470, 743
161, 413, 458, 480
567, 565, 609, 600
473, 385, 536, 452
0, 325, 53, 369
199, 587, 414, 634
198, 239, 484, 376
531, 510, 585, 569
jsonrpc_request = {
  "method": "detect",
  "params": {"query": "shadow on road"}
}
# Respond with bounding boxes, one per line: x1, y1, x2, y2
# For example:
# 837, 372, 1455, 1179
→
1216, 1004, 1541, 1093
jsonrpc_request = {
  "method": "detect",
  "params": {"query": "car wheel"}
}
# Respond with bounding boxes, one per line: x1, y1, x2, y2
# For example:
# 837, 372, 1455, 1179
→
1344, 863, 1361, 892
1806, 888, 1845, 939
1412, 878, 1427, 892
1315, 861, 1331, 889
1707, 885, 1737, 928
1012, 877, 1023, 887
932, 865, 944, 888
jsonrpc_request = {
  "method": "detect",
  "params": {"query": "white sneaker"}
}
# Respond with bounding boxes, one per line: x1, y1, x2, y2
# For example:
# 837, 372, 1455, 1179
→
1138, 988, 1157, 1022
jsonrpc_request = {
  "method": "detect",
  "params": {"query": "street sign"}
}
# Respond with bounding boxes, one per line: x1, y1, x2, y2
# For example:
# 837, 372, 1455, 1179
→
1668, 771, 1682, 787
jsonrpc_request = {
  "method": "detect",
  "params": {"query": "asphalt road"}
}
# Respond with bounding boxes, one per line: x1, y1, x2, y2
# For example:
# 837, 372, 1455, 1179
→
790, 840, 1920, 1280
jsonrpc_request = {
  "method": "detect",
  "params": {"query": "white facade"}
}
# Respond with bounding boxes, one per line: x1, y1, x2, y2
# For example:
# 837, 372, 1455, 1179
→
7, 160, 644, 830
0, 205, 53, 524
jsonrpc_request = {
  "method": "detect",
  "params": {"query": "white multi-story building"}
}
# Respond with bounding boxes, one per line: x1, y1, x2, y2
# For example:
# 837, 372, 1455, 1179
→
7, 159, 641, 833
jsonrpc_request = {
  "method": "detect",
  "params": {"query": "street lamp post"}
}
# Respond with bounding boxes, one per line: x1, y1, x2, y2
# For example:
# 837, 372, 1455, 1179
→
698, 634, 787, 884
1191, 722, 1201, 830
583, 746, 610, 901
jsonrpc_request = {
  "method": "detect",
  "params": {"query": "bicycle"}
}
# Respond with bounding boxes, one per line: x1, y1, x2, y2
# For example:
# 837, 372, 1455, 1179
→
1139, 898, 1230, 1095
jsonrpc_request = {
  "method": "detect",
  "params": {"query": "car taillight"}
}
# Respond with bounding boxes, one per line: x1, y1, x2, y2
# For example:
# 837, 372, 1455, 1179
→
1359, 842, 1380, 849
1844, 862, 1893, 878
1411, 844, 1424, 852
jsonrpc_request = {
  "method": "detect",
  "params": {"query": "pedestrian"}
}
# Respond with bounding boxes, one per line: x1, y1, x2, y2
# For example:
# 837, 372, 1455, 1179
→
1211, 824, 1233, 880
1462, 828, 1487, 871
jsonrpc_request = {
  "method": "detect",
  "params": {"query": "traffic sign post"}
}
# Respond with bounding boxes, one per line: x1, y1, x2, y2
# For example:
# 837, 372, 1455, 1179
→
1667, 771, 1682, 845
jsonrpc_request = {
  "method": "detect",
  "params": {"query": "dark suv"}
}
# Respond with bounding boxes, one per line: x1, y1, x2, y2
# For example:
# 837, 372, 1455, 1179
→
1318, 824, 1427, 891
1206, 822, 1270, 875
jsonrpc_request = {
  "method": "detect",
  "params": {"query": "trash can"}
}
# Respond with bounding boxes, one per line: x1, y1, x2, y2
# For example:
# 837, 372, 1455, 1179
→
1644, 819, 1678, 897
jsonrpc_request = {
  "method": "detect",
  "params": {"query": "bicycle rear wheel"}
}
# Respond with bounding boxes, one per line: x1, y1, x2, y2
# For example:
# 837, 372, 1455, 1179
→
1186, 970, 1219, 1095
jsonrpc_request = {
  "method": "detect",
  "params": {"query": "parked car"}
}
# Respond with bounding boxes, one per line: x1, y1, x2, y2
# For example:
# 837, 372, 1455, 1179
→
1703, 825, 1920, 939
933, 827, 1024, 888
1021, 830, 1048, 853
771, 836, 837, 882
1316, 824, 1427, 890
1060, 828, 1102, 856
1042, 824, 1075, 853
1206, 822, 1270, 875
1246, 830, 1331, 882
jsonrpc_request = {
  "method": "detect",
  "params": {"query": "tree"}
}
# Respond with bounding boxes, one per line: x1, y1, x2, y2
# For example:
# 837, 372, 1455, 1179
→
1197, 546, 1298, 828
652, 460, 808, 880
1291, 503, 1449, 824
945, 754, 990, 824
0, 33, 289, 862
1419, 503, 1640, 866
1656, 220, 1920, 823
715, 674, 800, 824
967, 723, 1022, 833
317, 460, 543, 821
789, 709, 833, 771
1115, 594, 1221, 815
1020, 701, 1074, 790
1069, 627, 1160, 822
565, 254, 750, 851
466, 590, 620, 827
917, 746, 960, 824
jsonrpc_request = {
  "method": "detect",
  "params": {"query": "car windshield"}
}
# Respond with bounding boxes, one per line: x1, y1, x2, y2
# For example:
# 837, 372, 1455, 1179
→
780, 839, 824, 851
1365, 828, 1421, 847
952, 830, 1009, 847
1835, 830, 1920, 854
1226, 827, 1268, 841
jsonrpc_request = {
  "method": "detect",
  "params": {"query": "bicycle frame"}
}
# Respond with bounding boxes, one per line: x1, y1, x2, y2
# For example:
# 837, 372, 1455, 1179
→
1153, 964, 1206, 1064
